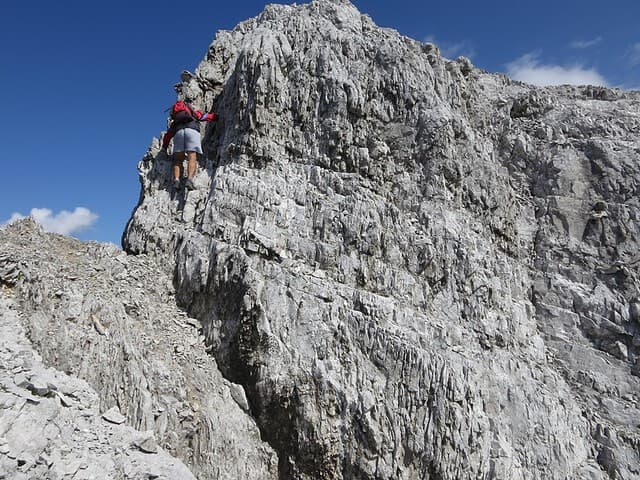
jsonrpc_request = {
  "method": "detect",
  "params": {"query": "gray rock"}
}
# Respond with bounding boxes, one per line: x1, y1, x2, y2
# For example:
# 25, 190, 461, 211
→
26, 374, 56, 396
0, 220, 278, 480
102, 406, 127, 425
123, 1, 640, 478
56, 391, 73, 407
136, 436, 159, 454
229, 382, 250, 412
13, 373, 29, 389
3, 1, 640, 479
0, 293, 198, 480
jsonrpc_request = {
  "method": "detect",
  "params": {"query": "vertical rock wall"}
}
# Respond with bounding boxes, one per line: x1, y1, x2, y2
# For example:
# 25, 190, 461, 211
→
124, 1, 640, 478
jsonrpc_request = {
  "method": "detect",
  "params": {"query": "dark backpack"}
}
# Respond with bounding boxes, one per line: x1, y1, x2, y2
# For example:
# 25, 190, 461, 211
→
170, 100, 197, 123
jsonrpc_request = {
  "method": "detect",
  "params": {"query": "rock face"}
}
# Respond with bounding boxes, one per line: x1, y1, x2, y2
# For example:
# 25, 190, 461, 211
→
0, 221, 277, 479
3, 0, 640, 479
123, 1, 640, 478
0, 291, 198, 480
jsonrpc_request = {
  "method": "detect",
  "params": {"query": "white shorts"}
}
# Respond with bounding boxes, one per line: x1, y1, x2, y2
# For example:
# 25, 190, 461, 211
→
173, 128, 202, 154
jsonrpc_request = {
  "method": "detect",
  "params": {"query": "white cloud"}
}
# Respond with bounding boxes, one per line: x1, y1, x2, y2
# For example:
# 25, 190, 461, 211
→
506, 52, 608, 87
570, 37, 602, 49
424, 35, 476, 59
2, 207, 98, 235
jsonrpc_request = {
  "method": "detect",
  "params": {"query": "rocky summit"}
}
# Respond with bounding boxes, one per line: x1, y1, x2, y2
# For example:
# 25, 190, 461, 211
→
3, 0, 640, 478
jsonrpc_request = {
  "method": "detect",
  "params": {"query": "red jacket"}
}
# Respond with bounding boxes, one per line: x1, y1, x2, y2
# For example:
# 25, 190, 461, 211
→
162, 108, 218, 149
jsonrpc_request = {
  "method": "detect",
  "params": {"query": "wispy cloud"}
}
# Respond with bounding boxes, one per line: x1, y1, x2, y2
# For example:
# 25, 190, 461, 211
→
628, 43, 640, 66
506, 52, 608, 87
2, 207, 98, 235
424, 35, 476, 59
570, 37, 602, 49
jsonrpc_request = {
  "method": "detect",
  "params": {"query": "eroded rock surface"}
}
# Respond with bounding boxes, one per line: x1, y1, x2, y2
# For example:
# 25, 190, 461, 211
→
0, 289, 198, 479
0, 220, 277, 479
3, 0, 640, 479
124, 1, 640, 478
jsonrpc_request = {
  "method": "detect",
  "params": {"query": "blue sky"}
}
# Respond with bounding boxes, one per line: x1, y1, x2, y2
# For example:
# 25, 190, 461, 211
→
1, 0, 638, 245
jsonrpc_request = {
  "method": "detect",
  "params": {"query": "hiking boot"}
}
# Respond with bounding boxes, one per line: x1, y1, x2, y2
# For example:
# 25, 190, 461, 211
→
185, 178, 196, 191
173, 178, 181, 190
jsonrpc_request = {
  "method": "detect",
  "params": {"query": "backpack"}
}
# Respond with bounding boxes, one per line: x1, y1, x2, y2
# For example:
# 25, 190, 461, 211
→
170, 100, 197, 123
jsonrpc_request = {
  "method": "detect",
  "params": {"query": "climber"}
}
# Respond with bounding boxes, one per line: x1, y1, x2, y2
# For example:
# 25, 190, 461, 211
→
160, 100, 218, 190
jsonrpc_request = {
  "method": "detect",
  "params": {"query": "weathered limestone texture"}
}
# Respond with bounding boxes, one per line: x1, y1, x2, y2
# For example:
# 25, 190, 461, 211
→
124, 0, 640, 478
0, 290, 197, 480
2, 0, 640, 479
0, 220, 277, 479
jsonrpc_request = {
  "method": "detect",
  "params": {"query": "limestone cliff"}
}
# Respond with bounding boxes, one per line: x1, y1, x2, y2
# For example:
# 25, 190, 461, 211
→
3, 0, 640, 479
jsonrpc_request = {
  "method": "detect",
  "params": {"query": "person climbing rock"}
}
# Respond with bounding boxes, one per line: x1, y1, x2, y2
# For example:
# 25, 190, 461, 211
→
161, 100, 218, 190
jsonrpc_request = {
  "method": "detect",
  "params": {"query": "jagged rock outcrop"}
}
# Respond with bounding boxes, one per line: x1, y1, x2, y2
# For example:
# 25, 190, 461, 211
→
3, 0, 640, 479
123, 0, 640, 478
0, 289, 197, 480
0, 220, 277, 479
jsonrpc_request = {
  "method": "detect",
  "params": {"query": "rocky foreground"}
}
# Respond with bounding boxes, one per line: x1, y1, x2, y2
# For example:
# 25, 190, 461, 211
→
0, 279, 197, 480
0, 221, 276, 479
4, 0, 640, 479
